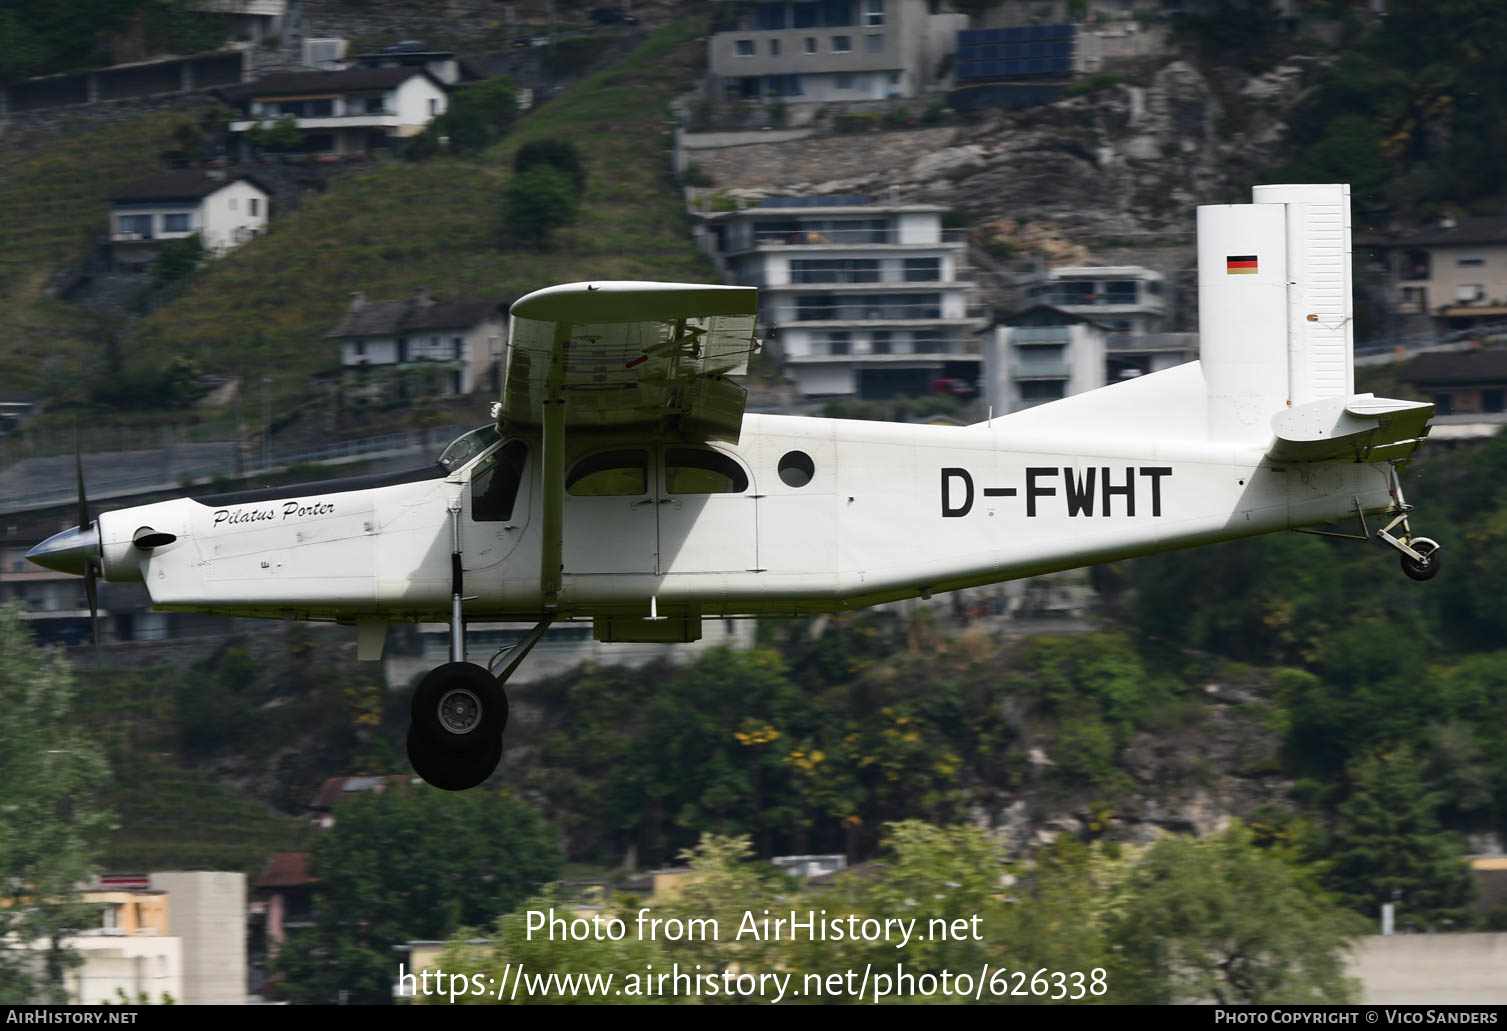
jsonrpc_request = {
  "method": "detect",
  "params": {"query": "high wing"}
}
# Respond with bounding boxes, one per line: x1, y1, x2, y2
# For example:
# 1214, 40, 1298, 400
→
503, 281, 761, 444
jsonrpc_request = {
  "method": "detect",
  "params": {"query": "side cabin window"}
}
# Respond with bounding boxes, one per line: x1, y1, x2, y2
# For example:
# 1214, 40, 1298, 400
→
471, 439, 528, 521
567, 450, 647, 496
665, 448, 748, 494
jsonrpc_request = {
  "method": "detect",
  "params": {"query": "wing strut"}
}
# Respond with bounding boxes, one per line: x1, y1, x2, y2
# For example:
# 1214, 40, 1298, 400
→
539, 321, 570, 609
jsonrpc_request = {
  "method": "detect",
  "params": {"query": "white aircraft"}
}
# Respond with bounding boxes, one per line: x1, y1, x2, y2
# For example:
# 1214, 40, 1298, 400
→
28, 184, 1438, 790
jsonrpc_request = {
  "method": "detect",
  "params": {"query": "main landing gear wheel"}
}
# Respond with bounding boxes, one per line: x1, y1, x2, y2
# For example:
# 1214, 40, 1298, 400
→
1401, 537, 1441, 582
406, 726, 502, 792
410, 661, 508, 753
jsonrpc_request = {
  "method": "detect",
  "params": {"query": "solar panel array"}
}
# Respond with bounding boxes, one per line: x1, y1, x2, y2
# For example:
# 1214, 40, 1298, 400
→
956, 24, 1074, 82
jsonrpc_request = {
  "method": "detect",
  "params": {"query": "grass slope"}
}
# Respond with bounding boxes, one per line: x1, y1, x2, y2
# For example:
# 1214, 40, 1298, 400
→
128, 18, 715, 398
0, 108, 212, 395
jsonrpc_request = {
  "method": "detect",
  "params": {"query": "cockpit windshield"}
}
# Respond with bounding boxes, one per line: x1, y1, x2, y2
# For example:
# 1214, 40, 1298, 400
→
438, 424, 501, 473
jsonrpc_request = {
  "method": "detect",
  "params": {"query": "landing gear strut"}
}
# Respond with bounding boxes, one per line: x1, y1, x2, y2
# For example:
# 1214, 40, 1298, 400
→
1375, 461, 1441, 582
405, 504, 552, 790
1293, 460, 1441, 582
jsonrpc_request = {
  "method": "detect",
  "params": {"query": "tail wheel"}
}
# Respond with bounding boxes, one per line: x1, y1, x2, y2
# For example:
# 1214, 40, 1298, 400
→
1401, 538, 1441, 581
411, 661, 508, 753
406, 726, 501, 791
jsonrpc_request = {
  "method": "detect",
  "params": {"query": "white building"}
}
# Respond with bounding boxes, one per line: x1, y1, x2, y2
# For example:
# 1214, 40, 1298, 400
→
695, 196, 982, 398
326, 289, 507, 396
707, 0, 966, 106
1013, 263, 1197, 382
107, 171, 270, 271
148, 872, 246, 1005
226, 67, 448, 157
981, 305, 1107, 414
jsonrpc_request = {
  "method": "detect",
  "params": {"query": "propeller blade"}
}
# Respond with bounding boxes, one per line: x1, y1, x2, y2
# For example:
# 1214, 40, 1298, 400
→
75, 428, 100, 649
75, 440, 89, 535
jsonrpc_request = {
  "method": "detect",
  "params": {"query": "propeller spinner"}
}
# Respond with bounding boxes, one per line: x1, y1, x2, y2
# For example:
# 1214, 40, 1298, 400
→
24, 445, 103, 647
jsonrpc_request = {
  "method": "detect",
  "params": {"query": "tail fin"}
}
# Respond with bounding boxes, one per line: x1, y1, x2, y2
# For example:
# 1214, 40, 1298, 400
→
1198, 183, 1355, 442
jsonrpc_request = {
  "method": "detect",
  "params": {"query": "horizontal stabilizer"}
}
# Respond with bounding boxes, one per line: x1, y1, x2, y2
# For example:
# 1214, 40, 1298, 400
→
1268, 395, 1433, 463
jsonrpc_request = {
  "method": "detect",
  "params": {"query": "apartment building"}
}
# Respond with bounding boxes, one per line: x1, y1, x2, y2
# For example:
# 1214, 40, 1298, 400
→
1014, 263, 1195, 381
707, 0, 966, 105
695, 195, 982, 398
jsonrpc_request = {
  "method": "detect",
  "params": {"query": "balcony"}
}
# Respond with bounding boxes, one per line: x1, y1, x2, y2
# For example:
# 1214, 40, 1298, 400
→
1105, 332, 1198, 354
1012, 361, 1072, 380
1009, 327, 1070, 344
733, 228, 970, 250
774, 301, 985, 324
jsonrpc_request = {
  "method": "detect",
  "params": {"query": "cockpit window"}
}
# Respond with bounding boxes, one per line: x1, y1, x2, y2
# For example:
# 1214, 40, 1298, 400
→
472, 440, 528, 522
439, 424, 501, 473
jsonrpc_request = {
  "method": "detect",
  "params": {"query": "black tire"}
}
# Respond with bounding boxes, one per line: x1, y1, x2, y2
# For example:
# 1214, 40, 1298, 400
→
406, 725, 502, 792
1401, 538, 1441, 582
410, 661, 508, 753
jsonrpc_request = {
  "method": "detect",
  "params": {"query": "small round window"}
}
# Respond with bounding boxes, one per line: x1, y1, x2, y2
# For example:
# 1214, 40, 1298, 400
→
777, 450, 815, 488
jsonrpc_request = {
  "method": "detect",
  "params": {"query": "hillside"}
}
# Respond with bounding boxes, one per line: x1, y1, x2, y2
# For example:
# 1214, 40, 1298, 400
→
123, 19, 716, 400
0, 104, 216, 396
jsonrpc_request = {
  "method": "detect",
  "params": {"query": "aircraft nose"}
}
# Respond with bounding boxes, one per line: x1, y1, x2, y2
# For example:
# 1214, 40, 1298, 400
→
25, 524, 99, 576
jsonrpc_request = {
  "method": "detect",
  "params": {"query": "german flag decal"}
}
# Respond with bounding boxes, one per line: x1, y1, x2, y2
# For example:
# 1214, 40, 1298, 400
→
1226, 254, 1258, 275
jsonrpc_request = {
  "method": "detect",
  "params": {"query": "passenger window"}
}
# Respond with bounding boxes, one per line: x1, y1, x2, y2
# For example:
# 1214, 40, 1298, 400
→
471, 440, 528, 521
665, 448, 749, 494
567, 450, 648, 496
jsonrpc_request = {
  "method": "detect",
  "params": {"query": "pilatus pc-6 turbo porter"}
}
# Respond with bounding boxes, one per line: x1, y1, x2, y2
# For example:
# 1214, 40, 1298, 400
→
29, 183, 1439, 789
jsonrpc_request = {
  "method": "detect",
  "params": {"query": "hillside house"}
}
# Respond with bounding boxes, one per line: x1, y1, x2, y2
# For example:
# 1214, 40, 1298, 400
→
107, 171, 270, 271
707, 1, 966, 106
326, 289, 507, 396
1360, 216, 1507, 334
224, 67, 448, 157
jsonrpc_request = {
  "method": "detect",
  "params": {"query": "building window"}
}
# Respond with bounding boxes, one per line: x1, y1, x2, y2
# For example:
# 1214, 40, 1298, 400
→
804, 36, 817, 53
755, 2, 787, 30
228, 197, 238, 211
118, 214, 152, 238
836, 73, 853, 89
770, 38, 781, 56
832, 35, 851, 52
865, 33, 884, 52
1020, 380, 1066, 401
871, 331, 892, 355
865, 0, 886, 25
1458, 256, 1485, 267
428, 98, 439, 115
1105, 280, 1138, 304
826, 332, 850, 356
249, 198, 259, 217
736, 39, 756, 56
354, 340, 365, 356
903, 257, 941, 282
162, 213, 190, 233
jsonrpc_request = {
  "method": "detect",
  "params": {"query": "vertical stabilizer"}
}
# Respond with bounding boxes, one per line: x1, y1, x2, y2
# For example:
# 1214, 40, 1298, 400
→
1252, 183, 1354, 406
1198, 183, 1354, 442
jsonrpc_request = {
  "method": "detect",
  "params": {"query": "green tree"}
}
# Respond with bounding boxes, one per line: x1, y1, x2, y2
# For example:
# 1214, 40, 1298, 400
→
422, 77, 518, 157
153, 233, 206, 285
513, 139, 587, 195
1322, 747, 1476, 931
245, 116, 304, 153
419, 886, 675, 1005
1109, 826, 1364, 1004
0, 607, 113, 1004
502, 165, 581, 249
271, 788, 562, 1004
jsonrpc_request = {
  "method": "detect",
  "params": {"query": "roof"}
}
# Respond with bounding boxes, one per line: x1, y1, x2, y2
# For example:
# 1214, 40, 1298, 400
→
310, 774, 399, 809
108, 171, 268, 204
1407, 348, 1507, 386
325, 297, 505, 338
1359, 215, 1507, 249
227, 67, 443, 99
257, 852, 316, 888
993, 304, 1111, 330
